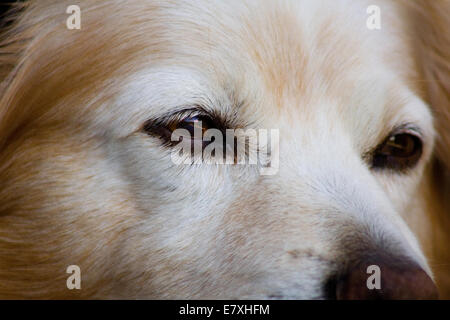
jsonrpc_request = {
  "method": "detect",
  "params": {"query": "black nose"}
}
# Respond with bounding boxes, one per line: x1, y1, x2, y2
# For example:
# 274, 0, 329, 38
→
331, 260, 439, 300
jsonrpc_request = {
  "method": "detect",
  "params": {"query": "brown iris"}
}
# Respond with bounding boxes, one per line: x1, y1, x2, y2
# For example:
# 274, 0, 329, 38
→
143, 113, 224, 153
372, 133, 423, 171
168, 115, 214, 139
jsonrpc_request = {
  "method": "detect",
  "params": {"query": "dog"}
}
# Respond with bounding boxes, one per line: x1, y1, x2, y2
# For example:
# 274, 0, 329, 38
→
0, 0, 449, 299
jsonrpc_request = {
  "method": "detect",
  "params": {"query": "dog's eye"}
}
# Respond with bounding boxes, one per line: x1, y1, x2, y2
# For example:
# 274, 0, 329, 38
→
371, 133, 423, 171
167, 115, 215, 138
143, 111, 220, 144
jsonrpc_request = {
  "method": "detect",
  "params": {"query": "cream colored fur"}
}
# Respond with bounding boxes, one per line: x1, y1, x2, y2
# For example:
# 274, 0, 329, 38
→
0, 0, 449, 299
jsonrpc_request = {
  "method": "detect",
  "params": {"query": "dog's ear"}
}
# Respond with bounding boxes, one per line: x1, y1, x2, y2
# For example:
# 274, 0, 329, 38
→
407, 0, 450, 297
411, 2, 450, 210
414, 1, 450, 166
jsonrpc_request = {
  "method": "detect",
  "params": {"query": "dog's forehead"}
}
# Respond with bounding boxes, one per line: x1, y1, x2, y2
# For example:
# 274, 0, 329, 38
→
71, 0, 423, 147
147, 0, 413, 112
111, 1, 417, 135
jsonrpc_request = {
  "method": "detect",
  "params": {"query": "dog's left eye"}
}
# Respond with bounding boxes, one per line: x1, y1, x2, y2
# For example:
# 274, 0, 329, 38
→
371, 133, 423, 171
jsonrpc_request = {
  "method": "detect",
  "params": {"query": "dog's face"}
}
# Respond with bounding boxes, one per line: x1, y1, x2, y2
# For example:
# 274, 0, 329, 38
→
0, 0, 449, 299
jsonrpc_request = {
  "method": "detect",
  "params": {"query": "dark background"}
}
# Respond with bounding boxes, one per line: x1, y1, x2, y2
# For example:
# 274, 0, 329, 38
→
0, 1, 14, 17
0, 1, 21, 29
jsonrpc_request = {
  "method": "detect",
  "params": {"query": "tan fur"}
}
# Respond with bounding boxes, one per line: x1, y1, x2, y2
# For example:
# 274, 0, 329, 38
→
0, 0, 448, 299
403, 0, 450, 298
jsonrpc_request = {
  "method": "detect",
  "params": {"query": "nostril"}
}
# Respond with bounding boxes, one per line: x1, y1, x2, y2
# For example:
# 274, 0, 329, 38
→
334, 262, 439, 300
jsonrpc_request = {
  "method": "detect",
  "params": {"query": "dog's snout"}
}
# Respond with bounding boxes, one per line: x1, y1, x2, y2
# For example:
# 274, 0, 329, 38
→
332, 259, 439, 300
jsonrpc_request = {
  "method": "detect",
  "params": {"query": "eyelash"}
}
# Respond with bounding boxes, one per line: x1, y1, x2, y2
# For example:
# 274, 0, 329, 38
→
142, 108, 226, 140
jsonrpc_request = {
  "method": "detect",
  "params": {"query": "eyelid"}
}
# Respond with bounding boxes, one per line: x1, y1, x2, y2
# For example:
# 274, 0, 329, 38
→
154, 107, 206, 124
142, 107, 205, 131
390, 123, 423, 138
141, 106, 230, 140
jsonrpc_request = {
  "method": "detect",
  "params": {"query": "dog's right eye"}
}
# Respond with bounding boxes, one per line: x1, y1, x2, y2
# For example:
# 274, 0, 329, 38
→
166, 115, 217, 139
371, 132, 423, 172
142, 110, 224, 145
